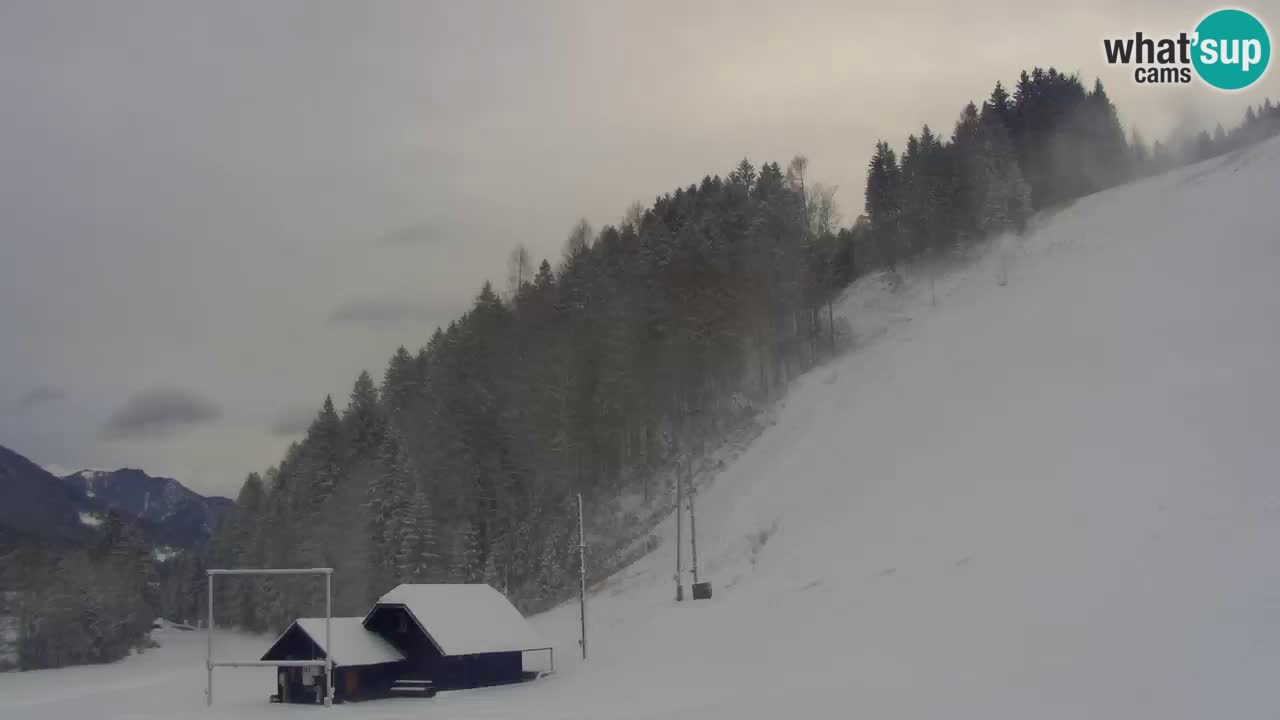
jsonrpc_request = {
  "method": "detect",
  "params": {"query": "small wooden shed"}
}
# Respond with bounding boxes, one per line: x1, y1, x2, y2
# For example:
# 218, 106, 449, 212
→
261, 617, 404, 703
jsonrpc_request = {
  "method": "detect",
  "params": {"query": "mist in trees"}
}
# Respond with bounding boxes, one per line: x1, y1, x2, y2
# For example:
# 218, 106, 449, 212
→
1174, 100, 1280, 166
200, 156, 850, 631
185, 73, 1280, 637
3, 62, 1274, 673
862, 70, 1125, 271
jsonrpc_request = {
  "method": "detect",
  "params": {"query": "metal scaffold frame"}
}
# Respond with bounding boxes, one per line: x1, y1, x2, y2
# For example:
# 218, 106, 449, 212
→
205, 568, 334, 707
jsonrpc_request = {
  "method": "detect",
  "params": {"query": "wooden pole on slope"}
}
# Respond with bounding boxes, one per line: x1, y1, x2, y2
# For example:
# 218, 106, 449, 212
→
578, 493, 587, 660
689, 474, 699, 585
675, 463, 684, 602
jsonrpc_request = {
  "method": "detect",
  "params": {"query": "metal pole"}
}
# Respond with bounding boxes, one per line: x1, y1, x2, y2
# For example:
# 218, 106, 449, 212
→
202, 567, 333, 707
207, 567, 334, 575
577, 493, 587, 660
211, 660, 328, 667
675, 462, 684, 602
206, 573, 213, 707
325, 572, 333, 706
689, 479, 699, 584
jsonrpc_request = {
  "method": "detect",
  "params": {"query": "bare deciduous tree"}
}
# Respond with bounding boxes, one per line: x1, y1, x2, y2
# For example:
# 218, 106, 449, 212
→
507, 244, 533, 299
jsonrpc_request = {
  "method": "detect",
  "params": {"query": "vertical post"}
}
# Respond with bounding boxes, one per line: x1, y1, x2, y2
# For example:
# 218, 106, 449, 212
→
829, 298, 836, 355
689, 479, 699, 584
577, 493, 587, 660
325, 571, 333, 706
206, 572, 213, 707
675, 462, 684, 602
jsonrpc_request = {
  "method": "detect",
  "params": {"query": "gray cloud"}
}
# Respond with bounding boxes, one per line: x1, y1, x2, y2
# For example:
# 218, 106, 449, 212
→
327, 299, 443, 329
378, 222, 448, 248
16, 384, 65, 411
270, 405, 316, 437
0, 1, 1272, 495
103, 388, 222, 441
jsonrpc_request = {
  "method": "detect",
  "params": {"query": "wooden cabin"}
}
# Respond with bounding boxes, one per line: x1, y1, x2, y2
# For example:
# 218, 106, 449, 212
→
261, 584, 546, 704
261, 617, 404, 703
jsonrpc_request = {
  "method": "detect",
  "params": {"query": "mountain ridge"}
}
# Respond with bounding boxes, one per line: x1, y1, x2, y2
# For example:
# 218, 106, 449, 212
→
0, 444, 232, 550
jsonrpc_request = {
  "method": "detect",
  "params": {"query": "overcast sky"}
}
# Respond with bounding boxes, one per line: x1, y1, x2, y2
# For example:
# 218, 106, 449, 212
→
2, 1, 1275, 496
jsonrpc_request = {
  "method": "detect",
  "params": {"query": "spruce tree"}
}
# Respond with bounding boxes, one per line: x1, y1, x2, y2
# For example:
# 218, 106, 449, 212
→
865, 141, 902, 269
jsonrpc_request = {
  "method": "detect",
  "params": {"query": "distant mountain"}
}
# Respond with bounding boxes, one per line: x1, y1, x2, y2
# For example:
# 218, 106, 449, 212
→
0, 445, 94, 545
0, 444, 233, 550
61, 469, 233, 548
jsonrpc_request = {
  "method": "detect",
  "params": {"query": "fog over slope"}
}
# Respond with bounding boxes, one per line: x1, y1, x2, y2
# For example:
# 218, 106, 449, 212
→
5, 131, 1280, 720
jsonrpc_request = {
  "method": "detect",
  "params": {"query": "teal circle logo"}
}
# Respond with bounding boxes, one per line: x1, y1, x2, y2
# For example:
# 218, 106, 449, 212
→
1192, 9, 1271, 90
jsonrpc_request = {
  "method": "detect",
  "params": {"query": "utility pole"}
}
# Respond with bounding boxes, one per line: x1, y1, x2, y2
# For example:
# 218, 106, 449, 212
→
206, 573, 213, 706
675, 463, 684, 602
325, 571, 333, 706
577, 493, 587, 660
689, 471, 699, 585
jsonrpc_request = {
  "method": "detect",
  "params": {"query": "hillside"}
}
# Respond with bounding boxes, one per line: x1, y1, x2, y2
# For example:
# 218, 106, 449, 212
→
62, 469, 233, 548
4, 135, 1279, 718
0, 444, 232, 549
0, 445, 94, 545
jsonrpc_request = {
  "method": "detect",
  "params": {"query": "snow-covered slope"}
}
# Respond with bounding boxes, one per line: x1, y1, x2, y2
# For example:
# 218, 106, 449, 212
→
5, 137, 1280, 719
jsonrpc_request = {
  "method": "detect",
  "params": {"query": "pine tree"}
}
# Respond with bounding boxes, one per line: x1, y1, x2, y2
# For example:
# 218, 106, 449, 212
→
865, 141, 902, 269
1085, 79, 1130, 188
1196, 130, 1214, 161
376, 429, 414, 581
307, 396, 344, 504
407, 487, 437, 580
729, 158, 757, 192
984, 81, 1013, 130
394, 490, 422, 583
949, 102, 985, 242
449, 521, 483, 583
343, 371, 384, 462
1131, 127, 1150, 174
482, 552, 502, 591
382, 347, 417, 425
977, 106, 1031, 234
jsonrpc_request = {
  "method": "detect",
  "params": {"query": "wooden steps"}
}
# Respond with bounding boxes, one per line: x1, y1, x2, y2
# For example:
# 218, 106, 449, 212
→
389, 679, 436, 698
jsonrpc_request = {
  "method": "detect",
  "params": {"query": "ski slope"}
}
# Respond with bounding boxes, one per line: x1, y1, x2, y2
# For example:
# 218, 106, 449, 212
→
5, 137, 1280, 719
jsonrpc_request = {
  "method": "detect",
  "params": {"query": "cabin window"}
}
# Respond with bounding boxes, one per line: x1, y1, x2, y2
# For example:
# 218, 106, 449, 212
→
397, 613, 408, 634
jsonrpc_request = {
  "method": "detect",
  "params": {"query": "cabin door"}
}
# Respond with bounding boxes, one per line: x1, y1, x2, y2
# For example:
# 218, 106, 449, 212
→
344, 668, 359, 697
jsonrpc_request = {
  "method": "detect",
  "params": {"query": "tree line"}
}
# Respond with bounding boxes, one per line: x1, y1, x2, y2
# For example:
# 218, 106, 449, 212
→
11, 70, 1276, 660
181, 156, 851, 632
861, 70, 1280, 272
1178, 98, 1280, 166
1, 515, 154, 670
180, 70, 1280, 635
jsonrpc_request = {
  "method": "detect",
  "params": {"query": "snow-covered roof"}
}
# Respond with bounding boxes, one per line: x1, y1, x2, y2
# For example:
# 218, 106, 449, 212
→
277, 617, 405, 667
368, 584, 545, 656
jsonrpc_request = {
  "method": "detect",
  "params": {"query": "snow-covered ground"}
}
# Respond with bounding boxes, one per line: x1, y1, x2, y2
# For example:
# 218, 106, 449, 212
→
5, 137, 1280, 719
